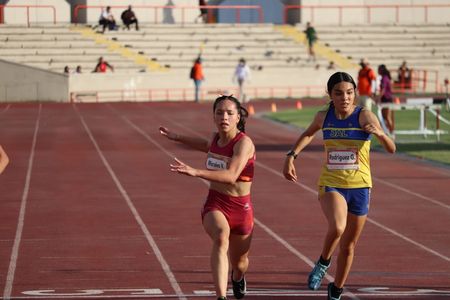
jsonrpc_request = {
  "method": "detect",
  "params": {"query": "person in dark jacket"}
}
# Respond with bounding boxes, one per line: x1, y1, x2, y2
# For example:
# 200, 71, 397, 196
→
121, 5, 139, 31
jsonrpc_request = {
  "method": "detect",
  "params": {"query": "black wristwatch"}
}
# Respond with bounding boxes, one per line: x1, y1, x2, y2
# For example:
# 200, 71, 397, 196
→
286, 150, 298, 159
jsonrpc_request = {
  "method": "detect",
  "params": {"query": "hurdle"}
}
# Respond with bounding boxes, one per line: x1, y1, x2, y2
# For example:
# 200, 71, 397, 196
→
377, 101, 447, 142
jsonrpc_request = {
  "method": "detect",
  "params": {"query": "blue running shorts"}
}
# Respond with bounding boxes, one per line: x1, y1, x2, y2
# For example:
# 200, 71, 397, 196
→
319, 186, 371, 216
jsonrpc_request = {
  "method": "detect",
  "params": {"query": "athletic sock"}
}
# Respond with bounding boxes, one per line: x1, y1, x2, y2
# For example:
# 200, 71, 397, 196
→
330, 283, 343, 298
319, 255, 331, 266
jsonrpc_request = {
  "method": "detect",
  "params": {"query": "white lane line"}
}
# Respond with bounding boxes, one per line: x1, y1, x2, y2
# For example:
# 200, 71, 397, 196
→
256, 152, 450, 261
3, 104, 41, 300
373, 177, 450, 209
113, 109, 360, 300
13, 286, 450, 299
73, 105, 186, 300
0, 104, 11, 114
366, 218, 450, 261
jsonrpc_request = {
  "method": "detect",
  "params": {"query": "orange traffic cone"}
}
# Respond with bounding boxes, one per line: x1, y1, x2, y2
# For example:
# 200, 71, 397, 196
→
394, 97, 400, 104
248, 104, 255, 116
296, 100, 303, 110
271, 103, 277, 112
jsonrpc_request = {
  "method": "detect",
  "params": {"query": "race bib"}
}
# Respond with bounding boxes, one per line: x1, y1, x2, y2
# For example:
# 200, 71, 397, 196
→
326, 148, 359, 170
206, 153, 230, 170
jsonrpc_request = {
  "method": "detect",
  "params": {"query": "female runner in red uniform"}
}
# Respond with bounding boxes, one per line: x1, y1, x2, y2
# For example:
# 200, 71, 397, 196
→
159, 95, 255, 300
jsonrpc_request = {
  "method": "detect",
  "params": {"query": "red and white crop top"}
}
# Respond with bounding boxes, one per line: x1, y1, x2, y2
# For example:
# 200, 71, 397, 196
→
206, 132, 255, 182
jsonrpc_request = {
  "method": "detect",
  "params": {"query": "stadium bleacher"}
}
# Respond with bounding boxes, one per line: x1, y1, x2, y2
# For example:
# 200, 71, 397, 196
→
0, 2, 449, 102
313, 24, 450, 70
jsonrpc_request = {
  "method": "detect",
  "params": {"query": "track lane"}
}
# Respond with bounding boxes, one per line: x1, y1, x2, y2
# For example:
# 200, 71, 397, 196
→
5, 104, 184, 299
1, 102, 448, 299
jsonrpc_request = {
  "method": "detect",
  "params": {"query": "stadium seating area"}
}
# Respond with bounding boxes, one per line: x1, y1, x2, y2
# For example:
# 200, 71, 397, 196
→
0, 23, 329, 73
1, 22, 449, 101
0, 25, 142, 73
312, 23, 450, 71
2, 22, 449, 74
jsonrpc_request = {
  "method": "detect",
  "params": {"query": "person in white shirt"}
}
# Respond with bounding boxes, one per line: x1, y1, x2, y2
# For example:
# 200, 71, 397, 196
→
233, 58, 251, 103
99, 6, 116, 33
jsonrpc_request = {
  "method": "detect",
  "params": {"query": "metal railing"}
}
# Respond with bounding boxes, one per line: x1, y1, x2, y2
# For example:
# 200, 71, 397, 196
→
69, 69, 439, 103
70, 85, 325, 103
284, 4, 450, 25
391, 69, 439, 94
0, 5, 56, 27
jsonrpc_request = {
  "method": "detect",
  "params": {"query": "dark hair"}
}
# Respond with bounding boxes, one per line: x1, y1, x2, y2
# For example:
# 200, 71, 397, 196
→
327, 72, 357, 95
213, 95, 248, 132
378, 64, 391, 80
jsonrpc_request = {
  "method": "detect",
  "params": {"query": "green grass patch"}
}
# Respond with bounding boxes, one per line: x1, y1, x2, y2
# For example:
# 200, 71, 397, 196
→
266, 105, 450, 167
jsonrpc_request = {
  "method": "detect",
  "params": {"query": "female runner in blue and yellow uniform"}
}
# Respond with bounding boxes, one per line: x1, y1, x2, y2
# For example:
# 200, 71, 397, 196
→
283, 72, 395, 300
160, 95, 255, 300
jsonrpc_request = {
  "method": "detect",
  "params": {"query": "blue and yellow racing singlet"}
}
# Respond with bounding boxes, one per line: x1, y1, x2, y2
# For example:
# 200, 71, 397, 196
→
318, 104, 372, 188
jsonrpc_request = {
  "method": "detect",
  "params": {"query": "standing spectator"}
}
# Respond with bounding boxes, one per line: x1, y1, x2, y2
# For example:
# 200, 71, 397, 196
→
327, 61, 336, 70
378, 64, 394, 134
63, 66, 70, 74
159, 95, 255, 300
99, 6, 117, 33
304, 22, 318, 62
0, 145, 9, 175
195, 0, 208, 23
190, 56, 204, 103
163, 0, 175, 24
233, 58, 251, 103
75, 65, 82, 74
357, 58, 377, 111
283, 72, 395, 300
121, 5, 139, 31
93, 57, 114, 73
397, 60, 412, 90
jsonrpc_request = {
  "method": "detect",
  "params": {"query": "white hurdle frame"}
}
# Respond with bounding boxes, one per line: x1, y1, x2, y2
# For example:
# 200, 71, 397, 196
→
377, 103, 447, 142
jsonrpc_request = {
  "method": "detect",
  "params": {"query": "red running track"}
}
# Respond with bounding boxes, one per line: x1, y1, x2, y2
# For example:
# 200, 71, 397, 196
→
0, 102, 449, 300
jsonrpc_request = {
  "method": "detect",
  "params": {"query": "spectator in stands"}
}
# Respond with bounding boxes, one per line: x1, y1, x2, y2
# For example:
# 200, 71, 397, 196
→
195, 0, 208, 23
99, 6, 117, 33
397, 60, 412, 90
233, 58, 251, 103
121, 5, 139, 31
327, 61, 336, 70
163, 0, 175, 24
357, 58, 377, 111
190, 56, 204, 103
63, 66, 70, 74
75, 65, 82, 74
304, 22, 318, 62
378, 64, 394, 134
93, 57, 114, 73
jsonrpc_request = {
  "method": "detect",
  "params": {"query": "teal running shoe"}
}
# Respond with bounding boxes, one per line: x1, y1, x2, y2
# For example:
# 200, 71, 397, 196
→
307, 261, 329, 290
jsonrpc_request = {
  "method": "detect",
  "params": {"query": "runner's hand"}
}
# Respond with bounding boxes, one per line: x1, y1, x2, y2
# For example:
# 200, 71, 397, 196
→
283, 157, 297, 182
363, 123, 384, 137
170, 158, 198, 177
159, 126, 178, 141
